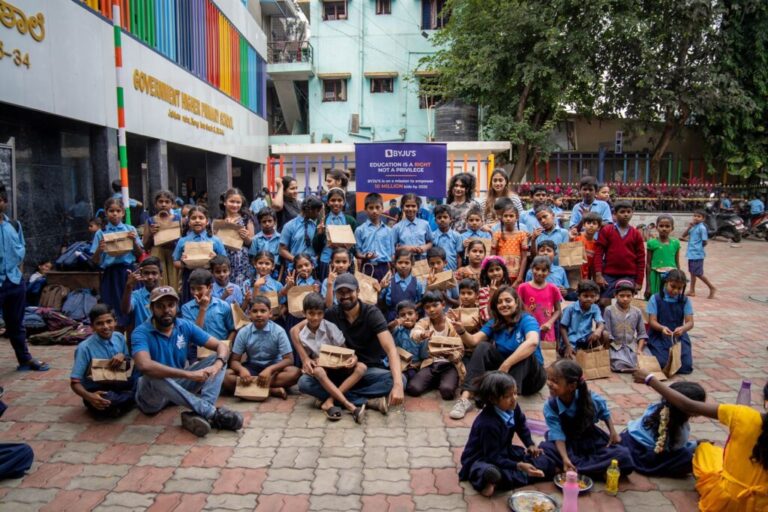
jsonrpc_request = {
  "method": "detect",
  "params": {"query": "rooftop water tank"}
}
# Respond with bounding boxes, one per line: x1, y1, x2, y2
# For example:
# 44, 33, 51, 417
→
434, 100, 478, 141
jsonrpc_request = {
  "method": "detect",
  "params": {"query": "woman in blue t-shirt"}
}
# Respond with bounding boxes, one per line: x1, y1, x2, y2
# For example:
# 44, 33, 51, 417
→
447, 285, 547, 419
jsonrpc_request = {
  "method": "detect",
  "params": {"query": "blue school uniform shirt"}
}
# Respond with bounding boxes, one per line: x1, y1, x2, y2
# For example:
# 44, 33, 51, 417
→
461, 228, 492, 242
544, 390, 611, 442
0, 215, 25, 285
71, 332, 129, 385
212, 281, 244, 306
685, 223, 707, 260
570, 199, 613, 228
524, 265, 569, 289
382, 274, 426, 308
480, 313, 543, 364
393, 217, 433, 257
355, 220, 395, 263
392, 326, 427, 363
280, 216, 317, 266
181, 296, 235, 340
535, 227, 570, 265
249, 197, 268, 215
320, 277, 338, 305
172, 232, 227, 261
250, 231, 281, 265
431, 228, 463, 271
91, 222, 142, 268
749, 198, 765, 214
561, 302, 604, 344
320, 212, 349, 263
626, 403, 695, 452
520, 209, 541, 231
646, 292, 693, 316
131, 318, 210, 370
111, 192, 140, 208
130, 288, 152, 326
232, 320, 292, 368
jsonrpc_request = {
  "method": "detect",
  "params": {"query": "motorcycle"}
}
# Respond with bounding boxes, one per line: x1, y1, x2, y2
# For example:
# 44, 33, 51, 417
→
744, 211, 768, 240
704, 197, 747, 243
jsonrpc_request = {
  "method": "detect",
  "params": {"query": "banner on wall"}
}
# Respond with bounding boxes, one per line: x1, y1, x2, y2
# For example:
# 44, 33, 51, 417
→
355, 143, 447, 196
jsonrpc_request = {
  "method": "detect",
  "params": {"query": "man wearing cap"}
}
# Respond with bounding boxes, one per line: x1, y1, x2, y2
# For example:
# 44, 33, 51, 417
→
292, 273, 405, 414
131, 286, 243, 436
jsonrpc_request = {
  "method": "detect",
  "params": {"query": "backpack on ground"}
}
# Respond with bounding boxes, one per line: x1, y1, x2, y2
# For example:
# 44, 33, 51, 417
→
38, 285, 69, 310
55, 242, 95, 271
61, 289, 98, 323
22, 307, 46, 334
39, 308, 78, 331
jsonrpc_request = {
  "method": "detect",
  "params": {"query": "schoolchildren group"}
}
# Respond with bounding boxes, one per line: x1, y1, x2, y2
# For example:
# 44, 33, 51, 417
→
7, 171, 763, 509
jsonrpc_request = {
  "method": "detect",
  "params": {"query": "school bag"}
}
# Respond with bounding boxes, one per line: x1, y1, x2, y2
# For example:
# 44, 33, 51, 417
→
55, 241, 95, 271
38, 284, 69, 310
61, 289, 98, 323
38, 308, 78, 331
22, 307, 46, 333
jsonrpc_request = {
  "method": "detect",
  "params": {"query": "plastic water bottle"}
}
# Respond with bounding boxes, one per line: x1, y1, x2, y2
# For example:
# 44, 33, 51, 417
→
562, 471, 579, 512
736, 380, 752, 405
605, 459, 620, 496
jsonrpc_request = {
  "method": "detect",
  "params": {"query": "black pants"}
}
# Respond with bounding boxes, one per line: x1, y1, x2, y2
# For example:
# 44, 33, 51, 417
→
462, 342, 546, 396
406, 361, 459, 400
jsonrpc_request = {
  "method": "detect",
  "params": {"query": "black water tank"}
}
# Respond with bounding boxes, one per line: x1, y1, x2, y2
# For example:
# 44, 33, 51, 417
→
434, 100, 478, 141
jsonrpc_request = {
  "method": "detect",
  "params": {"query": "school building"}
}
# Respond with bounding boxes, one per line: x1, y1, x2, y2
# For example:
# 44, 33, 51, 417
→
0, 0, 270, 258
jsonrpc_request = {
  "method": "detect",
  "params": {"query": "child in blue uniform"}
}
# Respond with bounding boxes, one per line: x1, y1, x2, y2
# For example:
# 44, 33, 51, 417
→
313, 188, 357, 280
320, 247, 352, 308
172, 206, 227, 304
393, 194, 433, 260
459, 372, 553, 496
121, 256, 162, 329
380, 249, 425, 321
620, 381, 706, 476
387, 300, 426, 382
539, 359, 634, 479
355, 193, 394, 280
250, 208, 282, 280
645, 269, 694, 374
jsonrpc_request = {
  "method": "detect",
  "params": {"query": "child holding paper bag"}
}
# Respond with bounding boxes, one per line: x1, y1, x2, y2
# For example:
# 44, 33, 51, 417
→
645, 269, 694, 375
142, 190, 181, 289
173, 206, 227, 304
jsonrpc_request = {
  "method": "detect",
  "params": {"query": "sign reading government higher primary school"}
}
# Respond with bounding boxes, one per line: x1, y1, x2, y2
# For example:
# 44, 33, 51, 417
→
355, 143, 447, 196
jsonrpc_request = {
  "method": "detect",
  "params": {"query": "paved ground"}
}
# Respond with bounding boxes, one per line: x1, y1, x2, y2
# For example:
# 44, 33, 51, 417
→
1, 237, 767, 511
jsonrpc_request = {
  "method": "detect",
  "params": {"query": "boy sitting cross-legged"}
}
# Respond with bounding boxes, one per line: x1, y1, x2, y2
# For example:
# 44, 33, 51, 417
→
289, 293, 367, 423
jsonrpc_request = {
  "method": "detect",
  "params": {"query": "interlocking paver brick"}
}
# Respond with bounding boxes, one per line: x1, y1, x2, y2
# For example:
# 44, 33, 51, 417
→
212, 468, 266, 494
114, 467, 175, 493
181, 446, 233, 467
254, 494, 310, 512
20, 463, 83, 489
146, 493, 208, 512
66, 464, 131, 491
94, 491, 157, 511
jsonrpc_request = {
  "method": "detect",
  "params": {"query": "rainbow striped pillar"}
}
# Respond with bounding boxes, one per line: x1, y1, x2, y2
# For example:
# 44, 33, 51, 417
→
112, 0, 131, 224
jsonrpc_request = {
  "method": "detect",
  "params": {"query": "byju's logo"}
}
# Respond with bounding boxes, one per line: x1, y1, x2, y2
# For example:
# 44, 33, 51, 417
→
385, 149, 417, 158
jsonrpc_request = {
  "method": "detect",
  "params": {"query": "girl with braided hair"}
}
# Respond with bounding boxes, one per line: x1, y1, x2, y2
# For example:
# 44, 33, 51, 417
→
620, 381, 706, 476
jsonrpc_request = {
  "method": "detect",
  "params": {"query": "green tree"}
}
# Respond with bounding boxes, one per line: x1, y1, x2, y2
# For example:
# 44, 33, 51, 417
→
422, 0, 608, 182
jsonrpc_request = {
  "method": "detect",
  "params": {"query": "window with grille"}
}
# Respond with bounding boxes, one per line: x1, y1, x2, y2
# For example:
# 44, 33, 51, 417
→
421, 0, 448, 30
370, 77, 394, 93
323, 1, 347, 21
323, 79, 347, 102
376, 0, 391, 15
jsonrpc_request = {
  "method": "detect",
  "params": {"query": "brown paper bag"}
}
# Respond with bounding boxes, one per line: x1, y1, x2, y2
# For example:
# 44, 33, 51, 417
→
559, 241, 587, 268
103, 231, 133, 256
183, 241, 214, 269
235, 380, 269, 401
456, 308, 480, 329
428, 336, 463, 357
575, 346, 611, 380
287, 285, 315, 318
664, 341, 682, 377
212, 220, 244, 251
318, 344, 356, 369
427, 270, 457, 291
260, 291, 280, 313
198, 338, 231, 359
396, 347, 414, 371
464, 238, 492, 258
231, 303, 250, 331
326, 225, 356, 247
638, 353, 667, 381
540, 341, 558, 368
153, 213, 181, 246
90, 359, 131, 382
412, 259, 431, 279
631, 299, 649, 323
354, 271, 380, 305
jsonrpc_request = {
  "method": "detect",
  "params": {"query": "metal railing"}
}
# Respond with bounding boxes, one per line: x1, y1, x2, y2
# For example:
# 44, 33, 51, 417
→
267, 40, 313, 65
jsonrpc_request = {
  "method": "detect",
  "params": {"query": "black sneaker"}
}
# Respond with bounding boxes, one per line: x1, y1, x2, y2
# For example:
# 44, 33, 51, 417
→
210, 407, 243, 431
181, 411, 211, 437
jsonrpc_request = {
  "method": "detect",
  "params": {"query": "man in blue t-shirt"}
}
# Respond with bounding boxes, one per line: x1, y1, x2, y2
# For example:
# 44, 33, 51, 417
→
132, 286, 243, 437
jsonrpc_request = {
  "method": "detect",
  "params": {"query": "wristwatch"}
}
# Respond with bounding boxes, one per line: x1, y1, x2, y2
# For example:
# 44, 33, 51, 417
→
216, 357, 227, 366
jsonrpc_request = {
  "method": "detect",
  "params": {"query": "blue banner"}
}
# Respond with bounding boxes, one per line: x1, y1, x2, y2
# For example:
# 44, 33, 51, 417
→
355, 143, 447, 196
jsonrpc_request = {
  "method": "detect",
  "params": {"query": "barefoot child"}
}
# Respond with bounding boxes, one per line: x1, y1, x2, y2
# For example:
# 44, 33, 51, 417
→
289, 293, 366, 423
70, 305, 135, 417
682, 210, 716, 299
645, 269, 694, 374
540, 360, 634, 479
223, 296, 300, 399
620, 381, 706, 476
644, 214, 680, 298
604, 279, 648, 372
459, 372, 553, 496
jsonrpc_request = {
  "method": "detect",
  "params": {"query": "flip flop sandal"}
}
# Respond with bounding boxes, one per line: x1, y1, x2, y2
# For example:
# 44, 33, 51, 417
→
17, 359, 50, 372
324, 406, 343, 421
352, 404, 366, 424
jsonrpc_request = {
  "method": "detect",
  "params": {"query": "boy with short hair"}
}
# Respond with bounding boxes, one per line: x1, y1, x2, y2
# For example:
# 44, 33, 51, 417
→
387, 300, 426, 380
520, 185, 550, 231
461, 207, 492, 247
250, 207, 281, 278
524, 240, 570, 298
593, 200, 645, 308
224, 296, 301, 399
426, 246, 459, 307
531, 206, 570, 264
355, 193, 395, 280
210, 255, 245, 308
682, 210, 716, 299
121, 256, 163, 328
560, 280, 609, 359
457, 278, 481, 334
182, 269, 236, 361
70, 304, 135, 417
431, 205, 463, 271
569, 176, 613, 234
288, 293, 367, 423
572, 212, 602, 281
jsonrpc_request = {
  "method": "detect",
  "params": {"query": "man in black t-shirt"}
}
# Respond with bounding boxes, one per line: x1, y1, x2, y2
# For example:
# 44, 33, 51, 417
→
293, 274, 404, 414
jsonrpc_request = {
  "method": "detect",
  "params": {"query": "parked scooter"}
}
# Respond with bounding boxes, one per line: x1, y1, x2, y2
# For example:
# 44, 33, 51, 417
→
744, 211, 768, 240
705, 195, 747, 242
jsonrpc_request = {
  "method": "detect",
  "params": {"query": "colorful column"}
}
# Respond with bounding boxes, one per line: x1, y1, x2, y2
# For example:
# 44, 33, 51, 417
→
112, 0, 131, 224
